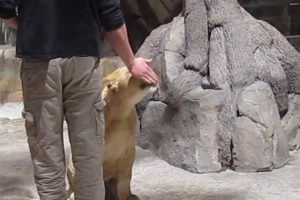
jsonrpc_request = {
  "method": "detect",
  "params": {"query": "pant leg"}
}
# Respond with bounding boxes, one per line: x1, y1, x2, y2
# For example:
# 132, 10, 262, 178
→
62, 57, 105, 200
20, 59, 67, 200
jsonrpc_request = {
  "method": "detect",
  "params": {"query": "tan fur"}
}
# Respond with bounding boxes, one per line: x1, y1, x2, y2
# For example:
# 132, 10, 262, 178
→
68, 67, 156, 200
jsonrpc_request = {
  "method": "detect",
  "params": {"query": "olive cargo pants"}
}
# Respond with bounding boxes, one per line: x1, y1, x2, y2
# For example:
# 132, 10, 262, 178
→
21, 57, 105, 200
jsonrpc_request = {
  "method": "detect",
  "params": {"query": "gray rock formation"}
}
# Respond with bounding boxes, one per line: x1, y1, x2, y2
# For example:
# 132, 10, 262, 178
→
282, 94, 300, 150
137, 0, 300, 173
184, 0, 209, 74
233, 81, 289, 172
139, 89, 229, 173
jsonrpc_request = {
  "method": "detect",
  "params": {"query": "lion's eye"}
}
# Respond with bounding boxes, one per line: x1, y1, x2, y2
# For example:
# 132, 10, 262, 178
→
140, 83, 147, 89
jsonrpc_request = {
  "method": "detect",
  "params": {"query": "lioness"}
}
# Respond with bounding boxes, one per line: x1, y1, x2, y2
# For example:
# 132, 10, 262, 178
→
68, 67, 156, 200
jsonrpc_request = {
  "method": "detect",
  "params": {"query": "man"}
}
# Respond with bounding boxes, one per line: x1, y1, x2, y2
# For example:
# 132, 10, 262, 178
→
0, 0, 159, 200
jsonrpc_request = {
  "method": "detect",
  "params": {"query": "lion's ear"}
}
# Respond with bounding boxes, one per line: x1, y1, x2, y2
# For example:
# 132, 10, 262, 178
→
108, 83, 118, 92
102, 80, 118, 101
106, 82, 113, 89
111, 83, 118, 92
103, 78, 118, 92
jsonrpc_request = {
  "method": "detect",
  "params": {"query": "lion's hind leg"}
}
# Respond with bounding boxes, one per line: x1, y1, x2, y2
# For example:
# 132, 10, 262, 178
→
105, 178, 118, 200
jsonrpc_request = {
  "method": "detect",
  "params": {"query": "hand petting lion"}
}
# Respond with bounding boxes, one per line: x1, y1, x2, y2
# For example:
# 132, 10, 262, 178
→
67, 66, 157, 200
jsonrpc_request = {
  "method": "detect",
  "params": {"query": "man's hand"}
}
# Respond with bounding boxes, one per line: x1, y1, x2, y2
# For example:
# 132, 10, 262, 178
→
106, 24, 159, 84
0, 18, 18, 29
128, 57, 159, 84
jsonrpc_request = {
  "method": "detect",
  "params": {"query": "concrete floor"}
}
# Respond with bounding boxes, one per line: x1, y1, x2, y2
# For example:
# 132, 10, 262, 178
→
133, 148, 300, 200
1, 103, 300, 200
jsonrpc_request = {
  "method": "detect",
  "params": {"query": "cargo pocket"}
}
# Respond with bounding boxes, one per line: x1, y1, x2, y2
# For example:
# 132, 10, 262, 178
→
94, 100, 106, 140
22, 111, 40, 156
22, 111, 36, 138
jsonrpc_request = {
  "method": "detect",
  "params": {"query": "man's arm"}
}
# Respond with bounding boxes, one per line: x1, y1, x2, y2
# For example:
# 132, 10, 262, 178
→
96, 0, 158, 84
106, 24, 134, 69
0, 0, 18, 29
106, 24, 158, 84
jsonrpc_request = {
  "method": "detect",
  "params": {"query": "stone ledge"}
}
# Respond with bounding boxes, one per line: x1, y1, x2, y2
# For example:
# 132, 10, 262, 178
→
0, 46, 22, 104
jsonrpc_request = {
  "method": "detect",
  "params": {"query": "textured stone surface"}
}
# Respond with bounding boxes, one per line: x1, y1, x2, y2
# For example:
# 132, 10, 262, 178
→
233, 81, 289, 172
137, 0, 299, 173
282, 94, 300, 150
184, 0, 209, 74
160, 16, 185, 92
139, 89, 228, 173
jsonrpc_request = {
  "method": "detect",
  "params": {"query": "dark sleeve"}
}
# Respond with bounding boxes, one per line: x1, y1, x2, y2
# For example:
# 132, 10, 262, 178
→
96, 0, 125, 31
0, 0, 17, 19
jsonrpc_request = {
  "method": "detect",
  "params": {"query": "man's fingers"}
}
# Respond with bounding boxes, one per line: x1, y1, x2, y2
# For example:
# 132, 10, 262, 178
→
147, 66, 155, 73
144, 70, 159, 84
146, 70, 159, 83
142, 76, 153, 84
145, 72, 156, 83
146, 67, 159, 82
144, 74, 157, 84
